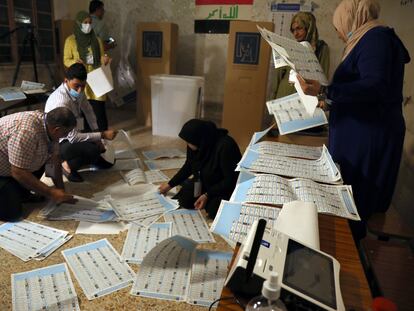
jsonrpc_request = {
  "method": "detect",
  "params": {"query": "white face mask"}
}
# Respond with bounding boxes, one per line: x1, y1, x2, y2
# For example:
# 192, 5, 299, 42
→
81, 23, 92, 34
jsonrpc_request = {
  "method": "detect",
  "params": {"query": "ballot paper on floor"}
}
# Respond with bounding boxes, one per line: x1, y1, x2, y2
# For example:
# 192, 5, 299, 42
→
257, 25, 328, 85
237, 145, 342, 184
0, 221, 71, 261
211, 201, 281, 246
231, 171, 359, 220
79, 158, 142, 173
110, 192, 178, 221
62, 239, 135, 300
120, 168, 168, 185
130, 235, 197, 301
92, 182, 157, 201
145, 158, 186, 171
121, 222, 172, 264
266, 93, 327, 135
86, 63, 113, 97
142, 148, 186, 160
275, 201, 320, 250
76, 221, 130, 235
39, 195, 117, 223
113, 130, 138, 159
12, 263, 80, 311
164, 209, 215, 243
186, 250, 233, 307
131, 213, 163, 228
249, 140, 322, 160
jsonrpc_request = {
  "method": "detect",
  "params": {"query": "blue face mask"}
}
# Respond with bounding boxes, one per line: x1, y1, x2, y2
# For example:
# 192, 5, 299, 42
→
69, 88, 81, 98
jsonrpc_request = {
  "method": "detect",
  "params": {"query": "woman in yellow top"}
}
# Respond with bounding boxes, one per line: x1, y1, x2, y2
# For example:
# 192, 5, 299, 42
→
273, 12, 330, 99
64, 11, 111, 131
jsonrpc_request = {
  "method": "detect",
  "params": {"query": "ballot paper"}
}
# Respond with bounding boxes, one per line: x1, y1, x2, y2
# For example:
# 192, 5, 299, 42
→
237, 145, 342, 184
164, 209, 215, 243
249, 141, 322, 160
0, 221, 70, 261
0, 87, 26, 101
258, 26, 328, 85
131, 235, 198, 301
248, 123, 276, 147
20, 80, 46, 94
76, 221, 130, 235
113, 130, 138, 159
211, 201, 281, 246
92, 182, 157, 201
186, 250, 233, 307
266, 93, 327, 135
131, 213, 163, 228
86, 63, 114, 97
290, 70, 319, 115
145, 158, 186, 171
110, 192, 178, 221
142, 148, 186, 160
11, 263, 80, 311
62, 239, 135, 300
39, 196, 117, 223
121, 222, 172, 264
120, 168, 168, 185
231, 171, 360, 221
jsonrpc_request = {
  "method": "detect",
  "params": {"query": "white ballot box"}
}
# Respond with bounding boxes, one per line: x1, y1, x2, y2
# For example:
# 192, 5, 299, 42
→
150, 74, 204, 137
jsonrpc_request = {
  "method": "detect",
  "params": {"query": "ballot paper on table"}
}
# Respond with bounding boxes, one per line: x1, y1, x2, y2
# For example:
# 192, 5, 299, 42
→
257, 25, 328, 85
76, 221, 130, 235
164, 209, 215, 243
142, 148, 186, 160
249, 140, 322, 160
39, 195, 117, 223
109, 192, 178, 221
211, 200, 281, 247
121, 222, 172, 264
231, 171, 359, 220
130, 235, 198, 301
186, 250, 233, 307
145, 158, 186, 171
62, 239, 135, 300
120, 168, 169, 185
12, 263, 80, 311
86, 63, 113, 97
0, 221, 71, 261
275, 200, 320, 250
0, 87, 26, 101
20, 80, 46, 94
266, 93, 327, 135
248, 123, 276, 147
238, 145, 342, 184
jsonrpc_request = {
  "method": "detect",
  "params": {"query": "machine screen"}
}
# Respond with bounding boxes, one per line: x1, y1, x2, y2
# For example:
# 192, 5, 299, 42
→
283, 239, 337, 309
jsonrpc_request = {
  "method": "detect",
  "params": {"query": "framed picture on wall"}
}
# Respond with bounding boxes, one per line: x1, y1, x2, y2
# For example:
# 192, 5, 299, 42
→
142, 31, 163, 58
233, 32, 261, 65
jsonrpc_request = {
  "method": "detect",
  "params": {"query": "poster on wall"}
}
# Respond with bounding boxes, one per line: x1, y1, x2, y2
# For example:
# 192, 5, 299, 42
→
195, 0, 254, 33
270, 1, 313, 37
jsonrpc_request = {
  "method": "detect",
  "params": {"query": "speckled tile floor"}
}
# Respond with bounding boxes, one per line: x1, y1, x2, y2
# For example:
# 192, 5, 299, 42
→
0, 103, 233, 310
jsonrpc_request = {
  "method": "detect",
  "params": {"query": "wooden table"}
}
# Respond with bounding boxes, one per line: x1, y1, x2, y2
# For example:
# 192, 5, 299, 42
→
218, 133, 372, 311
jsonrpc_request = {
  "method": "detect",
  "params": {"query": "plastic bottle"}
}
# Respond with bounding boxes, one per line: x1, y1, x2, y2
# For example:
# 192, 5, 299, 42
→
245, 272, 287, 311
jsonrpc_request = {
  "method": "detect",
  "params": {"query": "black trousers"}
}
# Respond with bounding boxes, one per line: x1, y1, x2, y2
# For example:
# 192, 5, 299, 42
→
0, 166, 44, 221
88, 99, 108, 131
60, 140, 101, 171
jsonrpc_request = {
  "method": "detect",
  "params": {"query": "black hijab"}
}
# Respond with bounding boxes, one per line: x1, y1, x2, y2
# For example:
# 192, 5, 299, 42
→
179, 119, 228, 171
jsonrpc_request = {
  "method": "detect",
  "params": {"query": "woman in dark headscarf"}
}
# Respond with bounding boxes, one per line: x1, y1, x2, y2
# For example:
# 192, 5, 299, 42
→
63, 11, 111, 131
273, 12, 330, 99
159, 119, 242, 218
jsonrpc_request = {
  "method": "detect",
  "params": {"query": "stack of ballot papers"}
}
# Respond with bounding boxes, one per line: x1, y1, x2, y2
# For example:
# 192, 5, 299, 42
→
249, 140, 322, 159
231, 171, 359, 220
238, 145, 342, 184
131, 235, 232, 307
12, 263, 80, 310
62, 239, 135, 300
20, 80, 46, 94
142, 148, 186, 160
38, 195, 117, 223
120, 168, 168, 185
0, 221, 72, 261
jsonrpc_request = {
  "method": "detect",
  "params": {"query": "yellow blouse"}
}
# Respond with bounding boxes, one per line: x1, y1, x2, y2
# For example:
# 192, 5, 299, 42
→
63, 34, 106, 101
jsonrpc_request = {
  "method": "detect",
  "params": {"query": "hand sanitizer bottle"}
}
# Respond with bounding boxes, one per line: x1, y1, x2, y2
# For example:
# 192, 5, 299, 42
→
245, 272, 287, 311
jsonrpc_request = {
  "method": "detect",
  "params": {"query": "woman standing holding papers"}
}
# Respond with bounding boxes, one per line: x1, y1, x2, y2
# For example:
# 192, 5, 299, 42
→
298, 0, 410, 240
64, 11, 111, 131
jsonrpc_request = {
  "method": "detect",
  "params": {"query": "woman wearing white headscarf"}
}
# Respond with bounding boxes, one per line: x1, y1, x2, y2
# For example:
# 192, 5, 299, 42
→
298, 0, 410, 241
